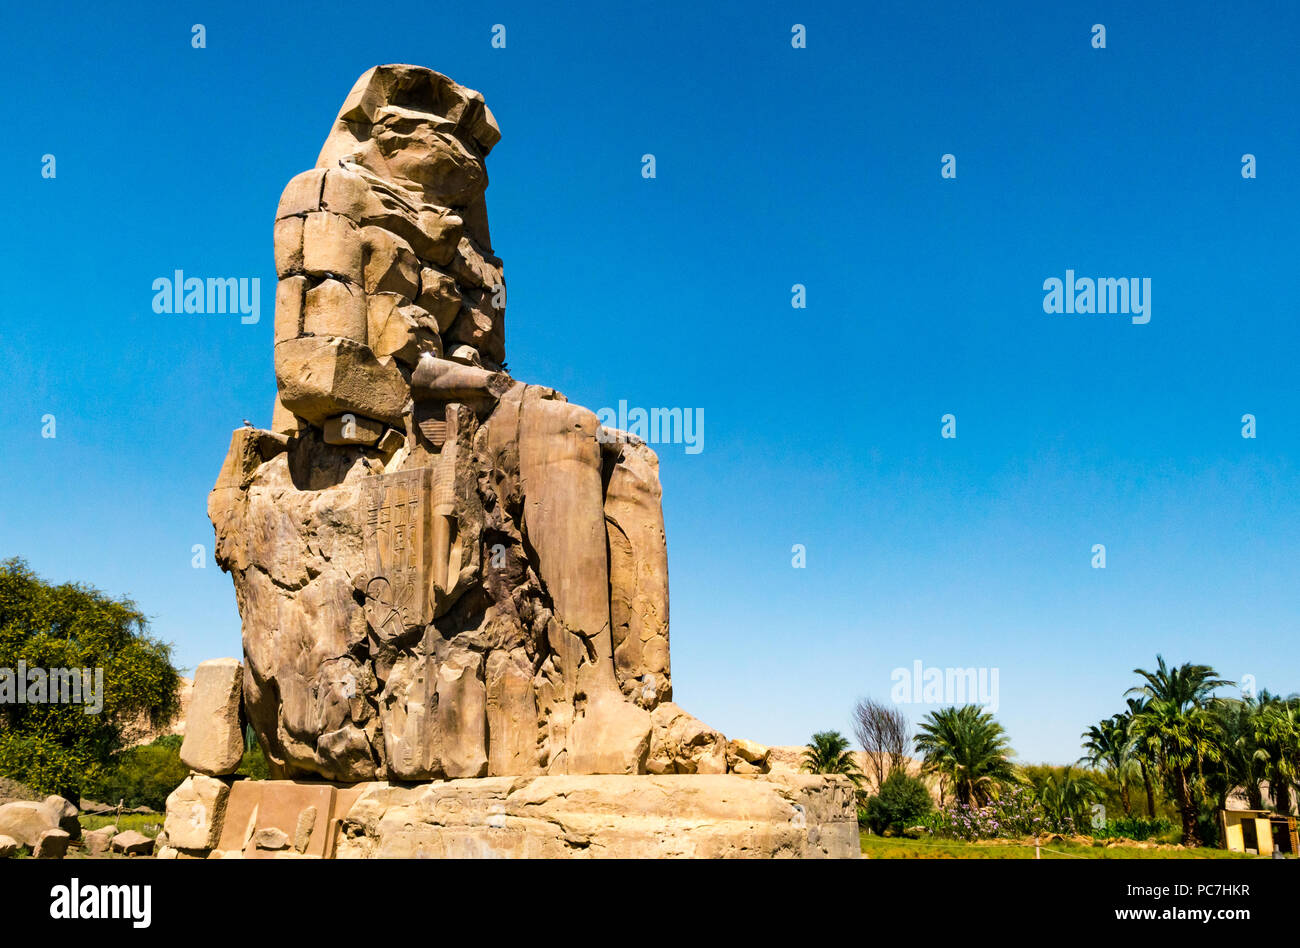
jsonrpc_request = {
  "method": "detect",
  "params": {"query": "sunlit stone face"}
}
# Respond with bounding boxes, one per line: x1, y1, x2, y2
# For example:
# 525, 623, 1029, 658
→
370, 109, 486, 205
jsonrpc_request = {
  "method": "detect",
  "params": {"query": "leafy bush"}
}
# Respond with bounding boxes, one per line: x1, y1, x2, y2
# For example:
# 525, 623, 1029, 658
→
83, 730, 261, 812
863, 772, 933, 835
1092, 816, 1175, 841
82, 735, 188, 811
236, 727, 268, 780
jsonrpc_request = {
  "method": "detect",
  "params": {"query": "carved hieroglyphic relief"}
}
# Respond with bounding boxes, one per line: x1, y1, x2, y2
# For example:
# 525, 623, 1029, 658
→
363, 468, 431, 635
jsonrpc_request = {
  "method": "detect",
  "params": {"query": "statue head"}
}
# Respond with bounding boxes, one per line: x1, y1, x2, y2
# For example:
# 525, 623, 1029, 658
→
272, 65, 507, 438
316, 65, 500, 213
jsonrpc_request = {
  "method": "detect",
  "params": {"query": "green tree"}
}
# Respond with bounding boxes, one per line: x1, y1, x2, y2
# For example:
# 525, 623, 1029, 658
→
1123, 698, 1160, 817
237, 724, 269, 780
801, 730, 864, 787
1252, 692, 1299, 815
1127, 655, 1231, 847
1081, 714, 1136, 816
82, 735, 188, 811
863, 770, 933, 836
1034, 765, 1102, 827
914, 705, 1016, 807
1208, 696, 1265, 812
0, 558, 180, 798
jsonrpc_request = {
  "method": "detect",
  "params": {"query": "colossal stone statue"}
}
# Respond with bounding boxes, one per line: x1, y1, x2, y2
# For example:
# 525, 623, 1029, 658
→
211, 65, 712, 783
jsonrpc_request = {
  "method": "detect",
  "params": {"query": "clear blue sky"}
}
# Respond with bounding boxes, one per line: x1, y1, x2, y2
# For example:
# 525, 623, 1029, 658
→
2, 1, 1297, 763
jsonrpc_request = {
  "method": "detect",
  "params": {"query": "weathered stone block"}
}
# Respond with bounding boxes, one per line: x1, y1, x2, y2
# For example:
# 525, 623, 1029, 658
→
335, 773, 860, 859
362, 226, 419, 297
303, 212, 363, 283
0, 801, 56, 847
34, 829, 70, 859
41, 795, 81, 839
274, 215, 305, 276
83, 825, 116, 855
274, 275, 306, 343
323, 412, 384, 446
647, 702, 726, 775
164, 774, 231, 850
180, 658, 244, 776
727, 738, 772, 774
416, 266, 461, 331
110, 831, 155, 856
303, 278, 367, 340
212, 780, 353, 859
274, 334, 409, 427
276, 168, 325, 219
366, 294, 440, 365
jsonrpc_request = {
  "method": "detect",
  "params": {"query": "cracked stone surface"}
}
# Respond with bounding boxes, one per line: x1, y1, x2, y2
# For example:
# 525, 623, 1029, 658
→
209, 65, 734, 782
331, 774, 861, 858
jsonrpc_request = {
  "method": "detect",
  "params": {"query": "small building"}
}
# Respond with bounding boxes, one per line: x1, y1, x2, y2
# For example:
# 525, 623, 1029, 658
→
1222, 809, 1298, 856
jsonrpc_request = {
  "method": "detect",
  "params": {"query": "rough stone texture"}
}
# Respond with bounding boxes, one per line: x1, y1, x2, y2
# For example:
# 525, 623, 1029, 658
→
0, 800, 58, 847
0, 835, 18, 858
727, 738, 773, 774
254, 827, 290, 851
335, 774, 860, 858
603, 439, 671, 705
647, 702, 727, 775
294, 806, 318, 853
84, 825, 116, 855
274, 336, 409, 427
205, 65, 783, 802
323, 412, 386, 446
211, 780, 355, 859
35, 828, 72, 859
34, 828, 70, 859
163, 775, 231, 850
41, 795, 81, 839
180, 658, 245, 776
110, 831, 155, 856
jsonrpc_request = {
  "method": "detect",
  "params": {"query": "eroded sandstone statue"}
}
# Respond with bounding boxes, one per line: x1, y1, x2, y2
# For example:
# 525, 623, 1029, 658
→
211, 65, 715, 783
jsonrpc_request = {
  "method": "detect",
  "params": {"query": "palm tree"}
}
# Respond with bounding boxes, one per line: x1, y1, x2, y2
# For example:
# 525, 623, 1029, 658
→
1080, 714, 1135, 816
1209, 696, 1265, 811
1123, 697, 1159, 817
1127, 656, 1231, 846
801, 731, 864, 787
1253, 693, 1299, 815
914, 705, 1016, 808
1036, 765, 1103, 828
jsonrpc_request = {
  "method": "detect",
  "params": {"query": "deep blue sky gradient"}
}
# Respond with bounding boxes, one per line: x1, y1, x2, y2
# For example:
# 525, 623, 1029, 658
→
2, 0, 1297, 762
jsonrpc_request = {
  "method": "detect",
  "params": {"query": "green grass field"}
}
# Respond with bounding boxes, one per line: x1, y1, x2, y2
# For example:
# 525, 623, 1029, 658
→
79, 813, 164, 837
860, 832, 1257, 859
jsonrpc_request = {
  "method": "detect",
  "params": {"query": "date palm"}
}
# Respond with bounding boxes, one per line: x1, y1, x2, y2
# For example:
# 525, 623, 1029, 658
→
1252, 693, 1299, 815
801, 730, 863, 787
1081, 714, 1135, 816
1127, 656, 1231, 847
1209, 696, 1265, 811
1124, 698, 1159, 817
914, 705, 1016, 808
1037, 765, 1103, 827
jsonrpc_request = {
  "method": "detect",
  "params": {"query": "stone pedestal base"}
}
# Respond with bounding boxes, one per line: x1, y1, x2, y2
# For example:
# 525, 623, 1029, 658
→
198, 774, 860, 859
